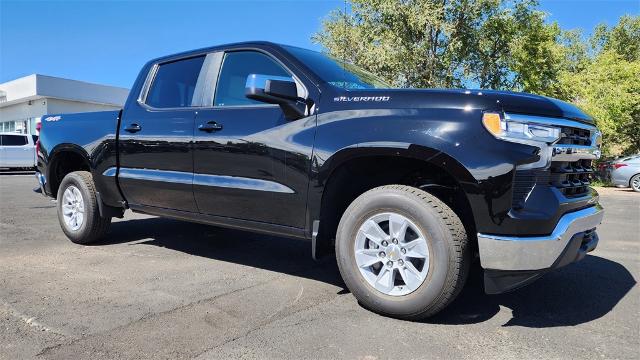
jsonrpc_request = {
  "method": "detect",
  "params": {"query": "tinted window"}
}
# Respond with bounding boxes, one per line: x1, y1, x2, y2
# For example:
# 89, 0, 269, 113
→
1, 135, 28, 146
284, 45, 392, 90
31, 135, 39, 143
146, 56, 205, 108
214, 51, 290, 107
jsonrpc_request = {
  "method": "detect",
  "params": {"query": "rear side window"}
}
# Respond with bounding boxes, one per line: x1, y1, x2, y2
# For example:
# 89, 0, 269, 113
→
214, 51, 290, 107
1, 135, 28, 146
146, 56, 205, 108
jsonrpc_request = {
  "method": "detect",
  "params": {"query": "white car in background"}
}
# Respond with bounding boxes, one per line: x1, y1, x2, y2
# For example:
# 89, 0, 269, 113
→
0, 132, 37, 170
609, 154, 640, 192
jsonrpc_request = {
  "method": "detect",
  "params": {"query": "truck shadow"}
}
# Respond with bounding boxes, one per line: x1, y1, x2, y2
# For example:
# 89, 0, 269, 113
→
103, 217, 635, 328
429, 256, 636, 327
103, 217, 345, 288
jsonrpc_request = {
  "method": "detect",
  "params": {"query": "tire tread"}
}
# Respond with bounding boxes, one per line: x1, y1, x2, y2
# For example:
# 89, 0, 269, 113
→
57, 171, 111, 244
337, 184, 470, 320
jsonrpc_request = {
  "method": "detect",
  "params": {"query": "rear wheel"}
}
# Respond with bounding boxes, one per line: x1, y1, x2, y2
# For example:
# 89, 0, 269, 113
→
335, 185, 470, 320
57, 171, 111, 244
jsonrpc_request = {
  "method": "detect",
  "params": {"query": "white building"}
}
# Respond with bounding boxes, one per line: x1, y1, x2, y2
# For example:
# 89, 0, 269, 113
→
0, 74, 129, 134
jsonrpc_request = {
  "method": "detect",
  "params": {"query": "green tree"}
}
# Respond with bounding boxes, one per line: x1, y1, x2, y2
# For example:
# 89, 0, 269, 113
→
559, 16, 640, 155
313, 0, 566, 93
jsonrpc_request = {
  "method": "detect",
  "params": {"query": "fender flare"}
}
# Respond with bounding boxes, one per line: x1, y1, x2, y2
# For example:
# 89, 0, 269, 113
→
46, 143, 92, 193
317, 142, 476, 187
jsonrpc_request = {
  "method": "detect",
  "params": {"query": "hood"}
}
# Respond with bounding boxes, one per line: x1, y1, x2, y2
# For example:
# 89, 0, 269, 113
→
334, 88, 593, 124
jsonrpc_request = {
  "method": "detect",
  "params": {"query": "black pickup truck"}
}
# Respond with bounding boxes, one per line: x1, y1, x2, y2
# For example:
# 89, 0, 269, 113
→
35, 41, 604, 319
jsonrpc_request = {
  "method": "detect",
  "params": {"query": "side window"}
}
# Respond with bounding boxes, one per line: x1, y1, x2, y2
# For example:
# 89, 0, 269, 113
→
31, 135, 39, 143
1, 135, 28, 146
214, 51, 290, 107
145, 56, 205, 108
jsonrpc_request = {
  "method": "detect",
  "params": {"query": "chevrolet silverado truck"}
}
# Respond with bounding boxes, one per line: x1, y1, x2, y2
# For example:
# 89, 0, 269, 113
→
35, 42, 604, 320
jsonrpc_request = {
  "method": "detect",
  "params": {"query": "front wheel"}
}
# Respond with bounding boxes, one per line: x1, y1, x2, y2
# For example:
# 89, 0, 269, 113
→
630, 174, 640, 192
335, 185, 470, 320
57, 171, 111, 244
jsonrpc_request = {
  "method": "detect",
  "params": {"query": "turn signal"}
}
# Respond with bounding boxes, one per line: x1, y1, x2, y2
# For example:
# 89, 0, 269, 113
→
482, 112, 503, 136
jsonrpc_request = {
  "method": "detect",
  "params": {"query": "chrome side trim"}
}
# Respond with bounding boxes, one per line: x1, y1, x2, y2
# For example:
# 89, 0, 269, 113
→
193, 174, 294, 193
118, 168, 193, 184
477, 205, 604, 271
102, 167, 117, 177
102, 167, 294, 194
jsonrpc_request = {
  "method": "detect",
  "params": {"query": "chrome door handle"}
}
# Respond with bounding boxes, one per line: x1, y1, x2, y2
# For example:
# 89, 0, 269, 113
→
198, 121, 223, 132
124, 124, 142, 133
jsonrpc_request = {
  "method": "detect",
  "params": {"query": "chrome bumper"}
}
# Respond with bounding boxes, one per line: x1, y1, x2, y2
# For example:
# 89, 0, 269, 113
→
34, 171, 47, 196
478, 206, 604, 271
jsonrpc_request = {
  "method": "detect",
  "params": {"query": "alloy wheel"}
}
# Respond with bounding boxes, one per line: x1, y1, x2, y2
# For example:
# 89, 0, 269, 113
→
354, 212, 430, 296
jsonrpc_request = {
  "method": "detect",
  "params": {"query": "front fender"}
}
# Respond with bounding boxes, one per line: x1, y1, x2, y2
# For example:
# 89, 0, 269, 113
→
307, 106, 540, 236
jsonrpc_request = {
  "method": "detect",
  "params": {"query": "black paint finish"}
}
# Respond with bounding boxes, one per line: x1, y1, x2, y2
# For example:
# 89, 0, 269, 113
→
37, 41, 598, 245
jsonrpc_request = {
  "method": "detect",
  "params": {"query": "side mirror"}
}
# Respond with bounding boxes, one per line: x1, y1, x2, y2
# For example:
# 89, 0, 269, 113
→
245, 74, 307, 120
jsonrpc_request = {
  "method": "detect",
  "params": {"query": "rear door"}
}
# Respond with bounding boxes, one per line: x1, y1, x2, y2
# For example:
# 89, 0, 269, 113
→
117, 55, 205, 212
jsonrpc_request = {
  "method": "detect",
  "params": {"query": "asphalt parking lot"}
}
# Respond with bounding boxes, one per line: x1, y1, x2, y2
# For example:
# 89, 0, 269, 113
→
1, 174, 638, 360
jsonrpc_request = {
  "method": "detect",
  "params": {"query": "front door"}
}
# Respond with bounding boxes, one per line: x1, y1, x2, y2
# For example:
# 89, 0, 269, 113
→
117, 55, 205, 212
193, 50, 310, 228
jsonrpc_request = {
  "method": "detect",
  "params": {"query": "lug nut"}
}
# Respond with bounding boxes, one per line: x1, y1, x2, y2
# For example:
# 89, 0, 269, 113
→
392, 238, 398, 244
381, 240, 388, 247
386, 261, 393, 267
401, 248, 406, 254
398, 259, 404, 266
379, 251, 386, 258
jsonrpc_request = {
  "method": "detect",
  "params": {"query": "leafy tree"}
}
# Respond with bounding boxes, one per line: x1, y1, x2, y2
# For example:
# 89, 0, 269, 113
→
313, 0, 565, 93
559, 17, 640, 155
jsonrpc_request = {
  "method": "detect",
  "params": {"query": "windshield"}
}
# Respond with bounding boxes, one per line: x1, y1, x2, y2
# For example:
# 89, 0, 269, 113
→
284, 45, 393, 90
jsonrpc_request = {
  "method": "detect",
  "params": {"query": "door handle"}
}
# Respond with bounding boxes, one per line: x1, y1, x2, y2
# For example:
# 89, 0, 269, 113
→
198, 121, 223, 132
124, 123, 142, 133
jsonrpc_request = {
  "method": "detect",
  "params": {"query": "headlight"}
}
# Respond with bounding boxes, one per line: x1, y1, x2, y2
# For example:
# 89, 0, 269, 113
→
482, 112, 560, 144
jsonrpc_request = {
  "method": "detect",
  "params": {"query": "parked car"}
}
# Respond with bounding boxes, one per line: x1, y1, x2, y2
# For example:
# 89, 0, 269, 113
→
34, 42, 604, 320
609, 154, 640, 192
0, 132, 37, 170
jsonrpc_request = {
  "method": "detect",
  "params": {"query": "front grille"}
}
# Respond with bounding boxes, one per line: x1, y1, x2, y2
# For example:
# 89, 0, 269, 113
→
558, 126, 592, 146
549, 159, 593, 198
512, 159, 593, 208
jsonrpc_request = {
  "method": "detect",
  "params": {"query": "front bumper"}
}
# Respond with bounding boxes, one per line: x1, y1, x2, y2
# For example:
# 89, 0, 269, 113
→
478, 205, 604, 293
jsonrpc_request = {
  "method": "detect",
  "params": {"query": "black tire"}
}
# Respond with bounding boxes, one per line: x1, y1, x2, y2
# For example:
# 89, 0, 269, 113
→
335, 185, 470, 320
56, 171, 111, 244
630, 174, 640, 192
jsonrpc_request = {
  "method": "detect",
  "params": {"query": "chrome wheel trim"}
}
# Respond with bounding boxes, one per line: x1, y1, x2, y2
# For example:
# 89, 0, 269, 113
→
632, 175, 640, 191
354, 212, 430, 296
62, 185, 85, 231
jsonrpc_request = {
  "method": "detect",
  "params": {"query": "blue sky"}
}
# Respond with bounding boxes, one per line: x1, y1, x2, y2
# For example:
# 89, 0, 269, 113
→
1, 0, 638, 89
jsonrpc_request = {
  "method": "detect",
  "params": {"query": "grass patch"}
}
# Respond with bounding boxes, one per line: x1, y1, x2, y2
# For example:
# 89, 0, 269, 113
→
591, 178, 613, 187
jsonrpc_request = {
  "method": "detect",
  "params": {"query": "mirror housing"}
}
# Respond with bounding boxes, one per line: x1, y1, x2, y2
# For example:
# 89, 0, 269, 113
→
245, 74, 307, 120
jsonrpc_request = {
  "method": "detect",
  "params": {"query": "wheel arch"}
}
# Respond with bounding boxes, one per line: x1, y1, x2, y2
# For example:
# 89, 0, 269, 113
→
312, 143, 477, 258
46, 144, 92, 198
